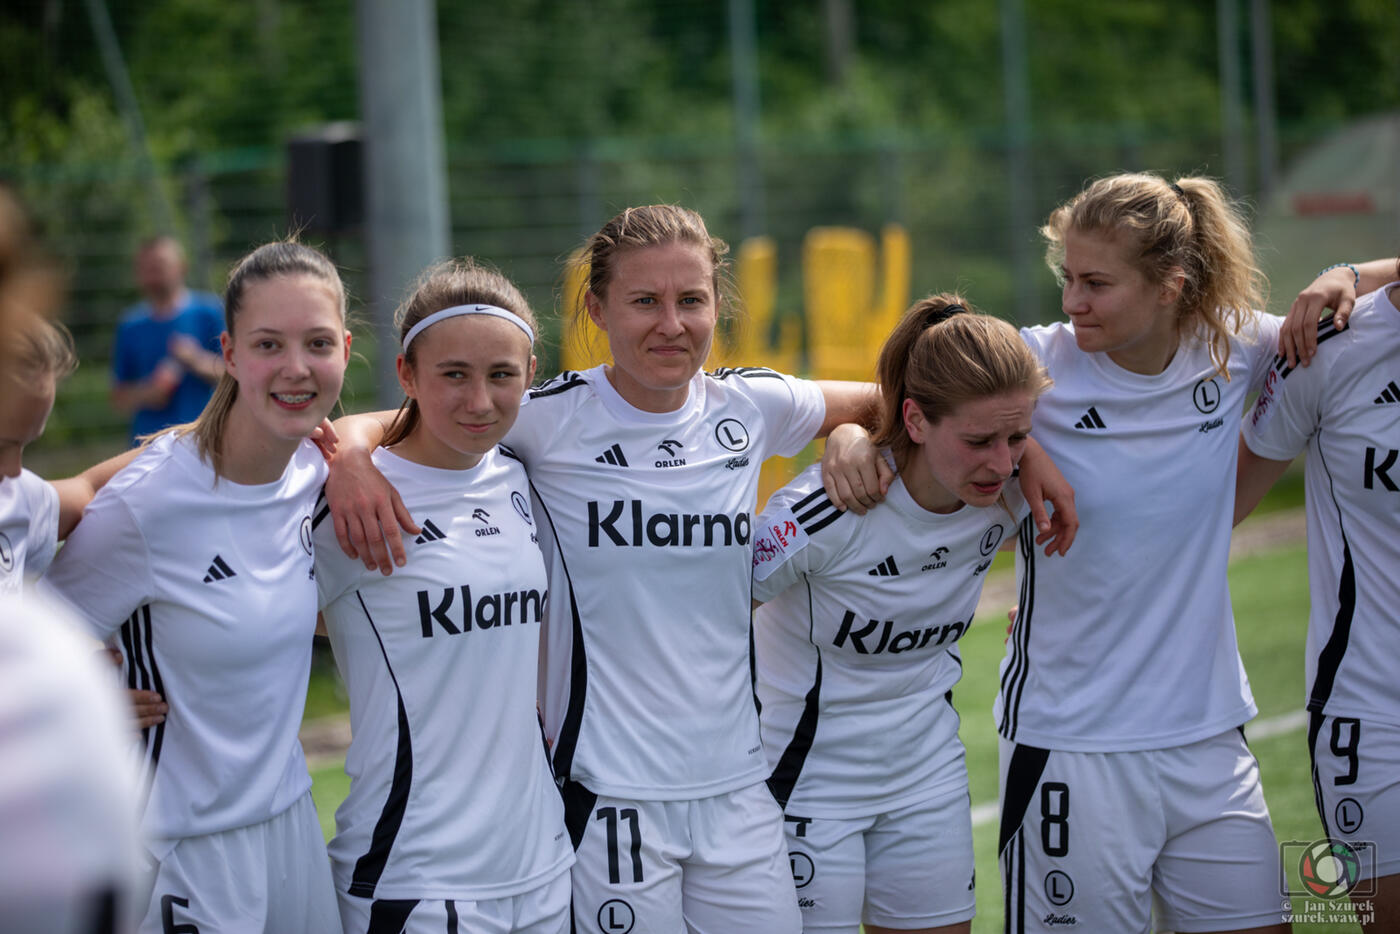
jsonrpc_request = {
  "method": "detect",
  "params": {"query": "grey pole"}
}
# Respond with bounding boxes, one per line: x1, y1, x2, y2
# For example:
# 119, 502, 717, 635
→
1249, 0, 1279, 201
81, 0, 175, 232
1217, 0, 1248, 196
355, 0, 451, 406
1000, 0, 1036, 324
728, 0, 765, 240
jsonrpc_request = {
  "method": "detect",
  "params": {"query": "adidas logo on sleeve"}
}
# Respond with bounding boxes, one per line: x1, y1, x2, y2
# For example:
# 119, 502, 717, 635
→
1374, 380, 1400, 405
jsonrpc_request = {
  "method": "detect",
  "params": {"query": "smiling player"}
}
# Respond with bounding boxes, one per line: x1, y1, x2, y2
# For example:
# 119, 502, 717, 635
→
41, 241, 351, 934
313, 259, 573, 934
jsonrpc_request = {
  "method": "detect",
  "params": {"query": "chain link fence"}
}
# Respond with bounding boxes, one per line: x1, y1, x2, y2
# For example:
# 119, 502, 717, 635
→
14, 117, 1394, 473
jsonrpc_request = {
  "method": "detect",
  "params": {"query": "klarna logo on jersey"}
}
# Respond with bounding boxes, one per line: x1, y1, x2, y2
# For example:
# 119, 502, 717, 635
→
587, 499, 751, 547
834, 610, 969, 654
416, 585, 547, 637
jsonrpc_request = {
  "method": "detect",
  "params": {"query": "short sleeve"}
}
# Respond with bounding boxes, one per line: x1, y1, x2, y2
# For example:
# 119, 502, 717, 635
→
37, 491, 155, 642
1001, 479, 1032, 526
719, 369, 825, 460
1018, 325, 1054, 365
22, 472, 60, 580
1241, 311, 1285, 393
752, 465, 844, 603
502, 389, 552, 467
1242, 336, 1328, 462
312, 489, 361, 610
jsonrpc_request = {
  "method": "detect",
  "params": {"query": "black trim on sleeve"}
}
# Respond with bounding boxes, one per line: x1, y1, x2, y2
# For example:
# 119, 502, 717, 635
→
311, 486, 331, 531
711, 365, 783, 381
1269, 319, 1345, 381
790, 488, 845, 537
529, 372, 588, 399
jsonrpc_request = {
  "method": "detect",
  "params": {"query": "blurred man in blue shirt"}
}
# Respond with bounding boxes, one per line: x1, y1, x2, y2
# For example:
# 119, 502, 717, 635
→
109, 236, 224, 444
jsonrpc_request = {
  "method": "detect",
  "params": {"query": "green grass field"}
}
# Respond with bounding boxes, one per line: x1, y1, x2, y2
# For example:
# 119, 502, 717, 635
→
308, 530, 1368, 932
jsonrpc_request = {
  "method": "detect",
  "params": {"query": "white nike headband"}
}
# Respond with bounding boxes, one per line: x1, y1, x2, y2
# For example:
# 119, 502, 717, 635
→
401, 304, 535, 352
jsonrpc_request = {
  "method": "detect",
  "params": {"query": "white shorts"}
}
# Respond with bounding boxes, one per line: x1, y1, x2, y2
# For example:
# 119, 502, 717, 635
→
336, 867, 570, 934
783, 791, 976, 933
1308, 712, 1400, 879
135, 791, 341, 934
562, 779, 800, 934
997, 730, 1285, 934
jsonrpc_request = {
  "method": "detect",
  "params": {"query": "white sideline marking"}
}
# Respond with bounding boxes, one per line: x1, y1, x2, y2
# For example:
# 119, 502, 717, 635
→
969, 708, 1308, 827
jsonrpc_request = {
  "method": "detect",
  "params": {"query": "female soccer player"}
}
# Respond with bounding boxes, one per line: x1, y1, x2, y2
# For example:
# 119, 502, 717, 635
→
329, 206, 853, 932
314, 259, 573, 933
988, 175, 1298, 934
827, 173, 1296, 933
327, 205, 1074, 932
1, 313, 78, 592
752, 295, 1052, 934
0, 282, 147, 586
40, 240, 350, 934
0, 260, 168, 729
0, 183, 143, 934
1237, 256, 1400, 933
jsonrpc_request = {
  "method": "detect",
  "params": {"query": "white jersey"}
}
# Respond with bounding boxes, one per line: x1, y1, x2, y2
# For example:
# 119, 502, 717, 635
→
38, 432, 325, 849
1243, 285, 1400, 728
315, 446, 572, 901
507, 365, 825, 800
0, 592, 142, 934
0, 468, 59, 593
996, 313, 1282, 751
753, 461, 1025, 817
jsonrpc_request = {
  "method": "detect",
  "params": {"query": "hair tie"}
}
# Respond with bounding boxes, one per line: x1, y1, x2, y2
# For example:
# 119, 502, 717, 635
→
402, 303, 535, 352
1169, 182, 1189, 205
923, 303, 967, 328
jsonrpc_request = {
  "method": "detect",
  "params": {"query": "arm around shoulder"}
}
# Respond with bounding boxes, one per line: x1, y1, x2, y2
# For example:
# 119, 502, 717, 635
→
50, 447, 142, 540
1281, 258, 1398, 367
39, 490, 153, 641
324, 409, 417, 572
813, 381, 880, 438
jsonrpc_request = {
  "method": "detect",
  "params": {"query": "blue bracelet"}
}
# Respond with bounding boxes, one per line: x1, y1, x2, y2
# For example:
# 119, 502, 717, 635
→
1318, 262, 1360, 290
